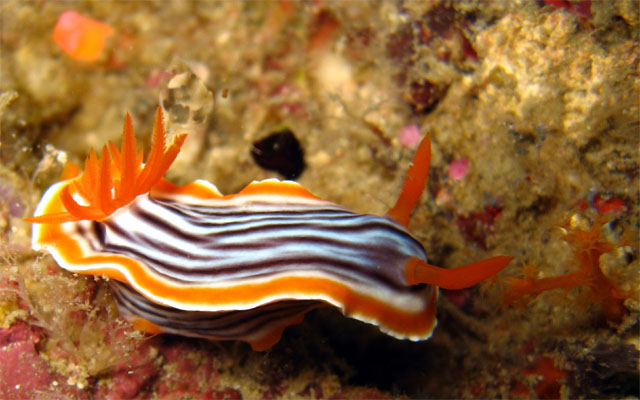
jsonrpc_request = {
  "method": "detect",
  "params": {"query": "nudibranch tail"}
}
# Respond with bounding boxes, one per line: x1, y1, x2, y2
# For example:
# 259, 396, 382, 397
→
387, 132, 431, 228
405, 256, 514, 290
26, 107, 186, 223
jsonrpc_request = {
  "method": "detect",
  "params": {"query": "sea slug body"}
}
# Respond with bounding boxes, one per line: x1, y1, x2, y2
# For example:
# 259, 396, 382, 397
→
28, 107, 512, 350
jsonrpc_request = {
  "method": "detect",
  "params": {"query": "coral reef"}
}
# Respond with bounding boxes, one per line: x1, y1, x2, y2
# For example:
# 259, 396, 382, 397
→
0, 1, 637, 398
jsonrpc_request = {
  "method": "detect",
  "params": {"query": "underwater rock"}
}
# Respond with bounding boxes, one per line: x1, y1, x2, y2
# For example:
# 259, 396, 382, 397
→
0, 323, 86, 399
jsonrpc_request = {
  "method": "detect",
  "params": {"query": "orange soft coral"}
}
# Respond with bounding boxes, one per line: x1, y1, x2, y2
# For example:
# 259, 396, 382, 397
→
27, 107, 186, 223
52, 11, 114, 62
501, 215, 635, 322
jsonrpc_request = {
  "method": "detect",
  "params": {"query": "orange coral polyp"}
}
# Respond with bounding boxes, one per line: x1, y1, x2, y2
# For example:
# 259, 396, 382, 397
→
26, 107, 186, 223
52, 10, 114, 62
500, 216, 634, 322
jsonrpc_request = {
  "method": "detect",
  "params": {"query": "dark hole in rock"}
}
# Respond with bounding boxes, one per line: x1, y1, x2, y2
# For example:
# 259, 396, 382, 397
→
250, 129, 305, 180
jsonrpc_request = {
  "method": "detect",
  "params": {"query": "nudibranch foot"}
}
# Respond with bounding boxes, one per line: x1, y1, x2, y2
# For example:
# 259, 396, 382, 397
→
110, 280, 323, 351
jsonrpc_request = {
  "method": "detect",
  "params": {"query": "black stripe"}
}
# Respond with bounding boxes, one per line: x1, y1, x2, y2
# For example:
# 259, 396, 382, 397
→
98, 196, 427, 293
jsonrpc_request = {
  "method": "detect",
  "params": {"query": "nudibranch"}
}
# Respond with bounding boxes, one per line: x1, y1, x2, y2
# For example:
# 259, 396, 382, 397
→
28, 107, 512, 350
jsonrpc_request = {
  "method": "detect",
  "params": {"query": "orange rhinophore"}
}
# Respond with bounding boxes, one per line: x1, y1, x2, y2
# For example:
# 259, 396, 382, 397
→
52, 10, 114, 62
26, 107, 186, 224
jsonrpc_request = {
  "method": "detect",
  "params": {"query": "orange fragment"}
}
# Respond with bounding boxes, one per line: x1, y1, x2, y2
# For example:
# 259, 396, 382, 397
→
52, 10, 114, 62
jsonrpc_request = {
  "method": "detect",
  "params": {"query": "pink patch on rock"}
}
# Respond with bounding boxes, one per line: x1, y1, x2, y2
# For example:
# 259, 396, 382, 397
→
205, 387, 243, 400
94, 341, 159, 399
592, 193, 627, 215
145, 68, 171, 89
448, 158, 469, 180
457, 204, 503, 250
398, 124, 421, 148
0, 323, 86, 399
443, 289, 473, 309
153, 339, 224, 397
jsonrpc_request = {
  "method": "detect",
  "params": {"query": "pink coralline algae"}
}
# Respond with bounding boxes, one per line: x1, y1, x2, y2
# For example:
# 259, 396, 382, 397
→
398, 124, 421, 148
457, 204, 503, 250
95, 345, 159, 399
0, 323, 86, 399
542, 0, 591, 20
448, 158, 469, 181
